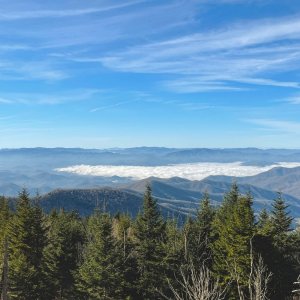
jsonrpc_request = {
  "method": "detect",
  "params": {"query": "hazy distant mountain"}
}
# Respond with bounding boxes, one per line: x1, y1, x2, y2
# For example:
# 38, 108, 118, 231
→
120, 177, 300, 217
207, 166, 300, 199
2, 148, 300, 170
2, 147, 300, 218
25, 175, 300, 220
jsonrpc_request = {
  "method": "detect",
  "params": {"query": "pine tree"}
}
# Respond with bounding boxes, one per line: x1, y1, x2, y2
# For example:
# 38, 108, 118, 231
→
257, 208, 273, 236
163, 218, 184, 297
0, 196, 11, 299
271, 193, 293, 237
76, 211, 126, 299
112, 213, 138, 298
43, 210, 85, 299
7, 189, 46, 300
189, 192, 215, 268
266, 193, 296, 299
134, 185, 166, 299
213, 186, 255, 299
0, 196, 11, 262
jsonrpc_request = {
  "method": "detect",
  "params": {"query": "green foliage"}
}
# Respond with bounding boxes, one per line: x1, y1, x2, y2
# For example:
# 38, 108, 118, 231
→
271, 192, 293, 238
0, 185, 298, 299
7, 190, 46, 300
43, 209, 85, 299
0, 196, 11, 261
134, 185, 166, 299
189, 192, 215, 268
77, 211, 127, 299
213, 186, 255, 298
112, 213, 139, 298
257, 208, 273, 236
163, 218, 184, 297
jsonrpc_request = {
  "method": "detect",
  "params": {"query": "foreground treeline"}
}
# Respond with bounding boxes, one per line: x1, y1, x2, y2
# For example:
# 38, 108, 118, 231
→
0, 185, 299, 300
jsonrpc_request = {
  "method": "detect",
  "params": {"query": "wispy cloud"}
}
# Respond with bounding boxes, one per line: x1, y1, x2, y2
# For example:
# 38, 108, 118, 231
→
283, 94, 300, 104
0, 59, 69, 81
0, 1, 145, 20
0, 89, 102, 105
90, 99, 141, 112
245, 118, 300, 134
90, 15, 300, 92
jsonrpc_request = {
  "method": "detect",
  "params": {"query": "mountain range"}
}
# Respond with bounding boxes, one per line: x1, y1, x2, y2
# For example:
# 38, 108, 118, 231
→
1, 147, 300, 219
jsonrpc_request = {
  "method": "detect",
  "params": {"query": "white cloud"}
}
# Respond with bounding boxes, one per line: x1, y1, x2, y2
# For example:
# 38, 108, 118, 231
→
0, 89, 102, 105
245, 119, 300, 134
0, 1, 144, 20
284, 94, 300, 104
55, 162, 300, 180
94, 15, 300, 91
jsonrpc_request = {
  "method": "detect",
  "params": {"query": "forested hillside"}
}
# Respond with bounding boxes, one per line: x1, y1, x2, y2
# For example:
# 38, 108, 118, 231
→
0, 185, 299, 299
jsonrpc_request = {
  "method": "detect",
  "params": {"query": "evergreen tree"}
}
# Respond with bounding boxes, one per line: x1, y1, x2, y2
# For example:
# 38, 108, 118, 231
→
0, 196, 11, 261
77, 211, 126, 299
134, 185, 166, 299
189, 192, 215, 268
0, 196, 11, 298
271, 193, 293, 238
266, 194, 296, 299
7, 190, 46, 300
163, 218, 184, 298
43, 210, 85, 299
213, 187, 255, 299
112, 213, 138, 298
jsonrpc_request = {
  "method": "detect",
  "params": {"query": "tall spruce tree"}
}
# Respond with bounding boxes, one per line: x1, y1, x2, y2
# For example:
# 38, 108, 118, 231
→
112, 213, 138, 298
189, 192, 215, 268
213, 186, 255, 299
267, 193, 296, 299
134, 185, 166, 299
7, 189, 46, 300
271, 193, 293, 238
76, 211, 126, 299
43, 210, 85, 299
257, 208, 273, 235
0, 196, 11, 298
163, 218, 184, 298
0, 196, 11, 261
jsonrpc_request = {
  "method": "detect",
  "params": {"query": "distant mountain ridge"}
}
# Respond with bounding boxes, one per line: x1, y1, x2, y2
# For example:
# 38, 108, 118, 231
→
18, 173, 300, 220
2, 147, 300, 169
207, 166, 300, 199
1, 147, 300, 218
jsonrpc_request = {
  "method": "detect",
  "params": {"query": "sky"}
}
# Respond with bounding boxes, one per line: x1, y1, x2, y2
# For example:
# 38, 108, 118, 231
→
1, 0, 300, 148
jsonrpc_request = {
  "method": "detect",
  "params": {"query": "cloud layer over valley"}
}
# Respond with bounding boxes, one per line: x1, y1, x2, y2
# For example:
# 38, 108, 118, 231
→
56, 162, 300, 181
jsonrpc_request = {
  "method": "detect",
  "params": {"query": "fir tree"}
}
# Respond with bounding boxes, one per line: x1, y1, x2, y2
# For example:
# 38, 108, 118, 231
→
163, 218, 184, 298
76, 211, 126, 299
190, 192, 215, 268
112, 213, 138, 298
267, 193, 296, 299
134, 185, 166, 299
43, 210, 85, 299
257, 208, 273, 236
213, 187, 255, 299
271, 193, 293, 237
0, 196, 11, 262
7, 189, 46, 300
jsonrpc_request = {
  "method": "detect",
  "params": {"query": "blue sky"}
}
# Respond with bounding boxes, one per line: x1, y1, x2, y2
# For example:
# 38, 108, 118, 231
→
1, 0, 300, 148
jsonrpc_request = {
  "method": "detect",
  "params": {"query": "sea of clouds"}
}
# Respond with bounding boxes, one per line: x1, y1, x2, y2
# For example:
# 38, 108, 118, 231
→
55, 162, 300, 181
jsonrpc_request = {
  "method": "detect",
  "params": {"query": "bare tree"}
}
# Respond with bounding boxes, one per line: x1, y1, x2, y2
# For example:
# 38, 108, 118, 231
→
162, 262, 227, 300
227, 239, 272, 300
248, 237, 272, 300
249, 256, 272, 300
